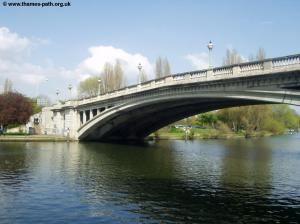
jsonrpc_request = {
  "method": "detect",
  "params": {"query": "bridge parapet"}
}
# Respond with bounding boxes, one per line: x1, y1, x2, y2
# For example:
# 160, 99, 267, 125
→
240, 62, 263, 72
272, 54, 300, 67
65, 54, 300, 108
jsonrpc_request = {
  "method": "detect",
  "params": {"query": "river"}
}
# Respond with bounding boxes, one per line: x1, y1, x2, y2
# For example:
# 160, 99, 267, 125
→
0, 134, 299, 223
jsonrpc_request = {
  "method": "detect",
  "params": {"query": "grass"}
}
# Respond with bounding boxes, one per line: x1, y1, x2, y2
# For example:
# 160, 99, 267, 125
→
150, 127, 274, 140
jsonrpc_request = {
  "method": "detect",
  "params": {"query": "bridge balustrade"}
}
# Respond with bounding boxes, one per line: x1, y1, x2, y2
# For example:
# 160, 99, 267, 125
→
240, 62, 263, 72
213, 67, 233, 76
272, 55, 300, 67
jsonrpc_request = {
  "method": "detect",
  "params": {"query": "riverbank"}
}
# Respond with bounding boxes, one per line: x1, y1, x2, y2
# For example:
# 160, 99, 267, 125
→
148, 128, 276, 140
0, 135, 72, 142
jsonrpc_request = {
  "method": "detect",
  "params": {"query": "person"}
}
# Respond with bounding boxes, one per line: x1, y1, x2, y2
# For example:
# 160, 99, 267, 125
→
0, 125, 3, 135
67, 128, 70, 141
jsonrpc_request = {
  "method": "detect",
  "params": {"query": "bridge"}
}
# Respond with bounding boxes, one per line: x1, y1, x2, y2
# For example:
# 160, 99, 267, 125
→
31, 54, 300, 141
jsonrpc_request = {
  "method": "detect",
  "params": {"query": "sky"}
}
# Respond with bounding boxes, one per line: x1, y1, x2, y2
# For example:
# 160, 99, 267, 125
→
0, 0, 300, 104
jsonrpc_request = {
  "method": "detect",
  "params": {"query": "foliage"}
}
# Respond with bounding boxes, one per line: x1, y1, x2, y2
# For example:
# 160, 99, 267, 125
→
31, 98, 42, 114
78, 76, 99, 97
262, 117, 285, 135
197, 112, 218, 128
215, 121, 232, 134
0, 92, 33, 127
188, 129, 195, 140
217, 104, 299, 134
271, 105, 299, 129
169, 126, 184, 133
78, 60, 127, 97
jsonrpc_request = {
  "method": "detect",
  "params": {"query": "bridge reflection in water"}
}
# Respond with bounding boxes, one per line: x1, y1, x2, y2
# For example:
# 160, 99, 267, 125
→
0, 136, 300, 223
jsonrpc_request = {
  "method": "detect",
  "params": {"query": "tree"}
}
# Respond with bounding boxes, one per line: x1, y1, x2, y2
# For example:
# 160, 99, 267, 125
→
101, 61, 126, 93
223, 49, 244, 65
78, 76, 99, 97
272, 105, 299, 129
249, 48, 266, 62
140, 70, 148, 83
3, 78, 12, 93
78, 60, 128, 97
163, 58, 171, 76
197, 112, 218, 128
0, 92, 33, 128
155, 57, 171, 78
101, 62, 115, 93
155, 57, 163, 79
113, 60, 126, 90
256, 47, 266, 60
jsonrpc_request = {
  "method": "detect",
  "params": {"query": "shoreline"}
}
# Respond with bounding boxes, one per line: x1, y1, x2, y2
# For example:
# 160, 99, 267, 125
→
0, 132, 288, 142
0, 135, 73, 142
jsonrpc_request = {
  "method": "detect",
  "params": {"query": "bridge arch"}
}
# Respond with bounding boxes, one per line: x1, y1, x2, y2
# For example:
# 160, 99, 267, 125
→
77, 90, 300, 141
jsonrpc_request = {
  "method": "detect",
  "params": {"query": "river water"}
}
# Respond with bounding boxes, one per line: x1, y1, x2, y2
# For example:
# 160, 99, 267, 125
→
0, 135, 299, 223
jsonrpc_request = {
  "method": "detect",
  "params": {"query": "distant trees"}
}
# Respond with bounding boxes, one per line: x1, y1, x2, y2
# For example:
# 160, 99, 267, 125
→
78, 76, 99, 97
101, 61, 126, 93
0, 92, 33, 128
216, 105, 299, 134
256, 47, 266, 61
78, 60, 127, 97
197, 112, 218, 128
155, 57, 171, 78
3, 78, 13, 93
223, 49, 244, 65
217, 105, 273, 132
223, 47, 266, 65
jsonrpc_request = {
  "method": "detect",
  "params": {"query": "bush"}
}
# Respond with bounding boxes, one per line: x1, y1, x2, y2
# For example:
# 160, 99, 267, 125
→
215, 121, 232, 134
188, 129, 195, 140
262, 118, 285, 135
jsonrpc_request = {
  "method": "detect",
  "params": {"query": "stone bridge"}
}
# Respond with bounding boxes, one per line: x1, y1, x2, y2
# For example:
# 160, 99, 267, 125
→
33, 54, 300, 141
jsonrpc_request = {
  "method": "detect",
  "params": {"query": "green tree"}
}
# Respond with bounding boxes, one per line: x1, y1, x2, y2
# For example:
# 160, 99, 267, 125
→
197, 112, 218, 128
272, 105, 299, 129
78, 76, 99, 97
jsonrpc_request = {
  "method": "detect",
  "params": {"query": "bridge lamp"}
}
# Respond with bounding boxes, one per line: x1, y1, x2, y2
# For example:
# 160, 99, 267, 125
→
56, 89, 60, 102
98, 79, 102, 96
137, 63, 142, 84
68, 84, 72, 99
207, 40, 214, 68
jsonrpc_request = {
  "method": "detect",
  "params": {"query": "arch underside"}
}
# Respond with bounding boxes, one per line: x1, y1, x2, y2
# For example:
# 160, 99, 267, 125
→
79, 97, 275, 141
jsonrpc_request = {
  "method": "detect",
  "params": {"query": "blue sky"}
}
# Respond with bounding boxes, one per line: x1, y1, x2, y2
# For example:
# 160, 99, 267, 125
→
0, 0, 300, 101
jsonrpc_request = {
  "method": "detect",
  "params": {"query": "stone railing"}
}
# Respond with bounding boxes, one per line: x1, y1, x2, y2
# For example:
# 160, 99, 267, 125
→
60, 54, 300, 108
240, 62, 263, 72
272, 54, 300, 67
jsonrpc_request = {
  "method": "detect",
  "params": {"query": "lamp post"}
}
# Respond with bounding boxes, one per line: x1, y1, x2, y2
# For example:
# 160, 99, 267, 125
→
56, 89, 60, 103
98, 79, 102, 96
68, 84, 72, 100
137, 63, 142, 84
207, 40, 214, 68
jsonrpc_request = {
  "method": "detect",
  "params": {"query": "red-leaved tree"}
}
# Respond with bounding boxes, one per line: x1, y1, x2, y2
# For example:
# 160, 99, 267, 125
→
0, 92, 33, 127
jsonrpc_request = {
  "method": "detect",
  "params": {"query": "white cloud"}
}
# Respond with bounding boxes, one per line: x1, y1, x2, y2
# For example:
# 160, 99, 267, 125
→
0, 27, 153, 98
77, 46, 153, 83
0, 27, 49, 85
0, 27, 31, 61
185, 52, 209, 70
